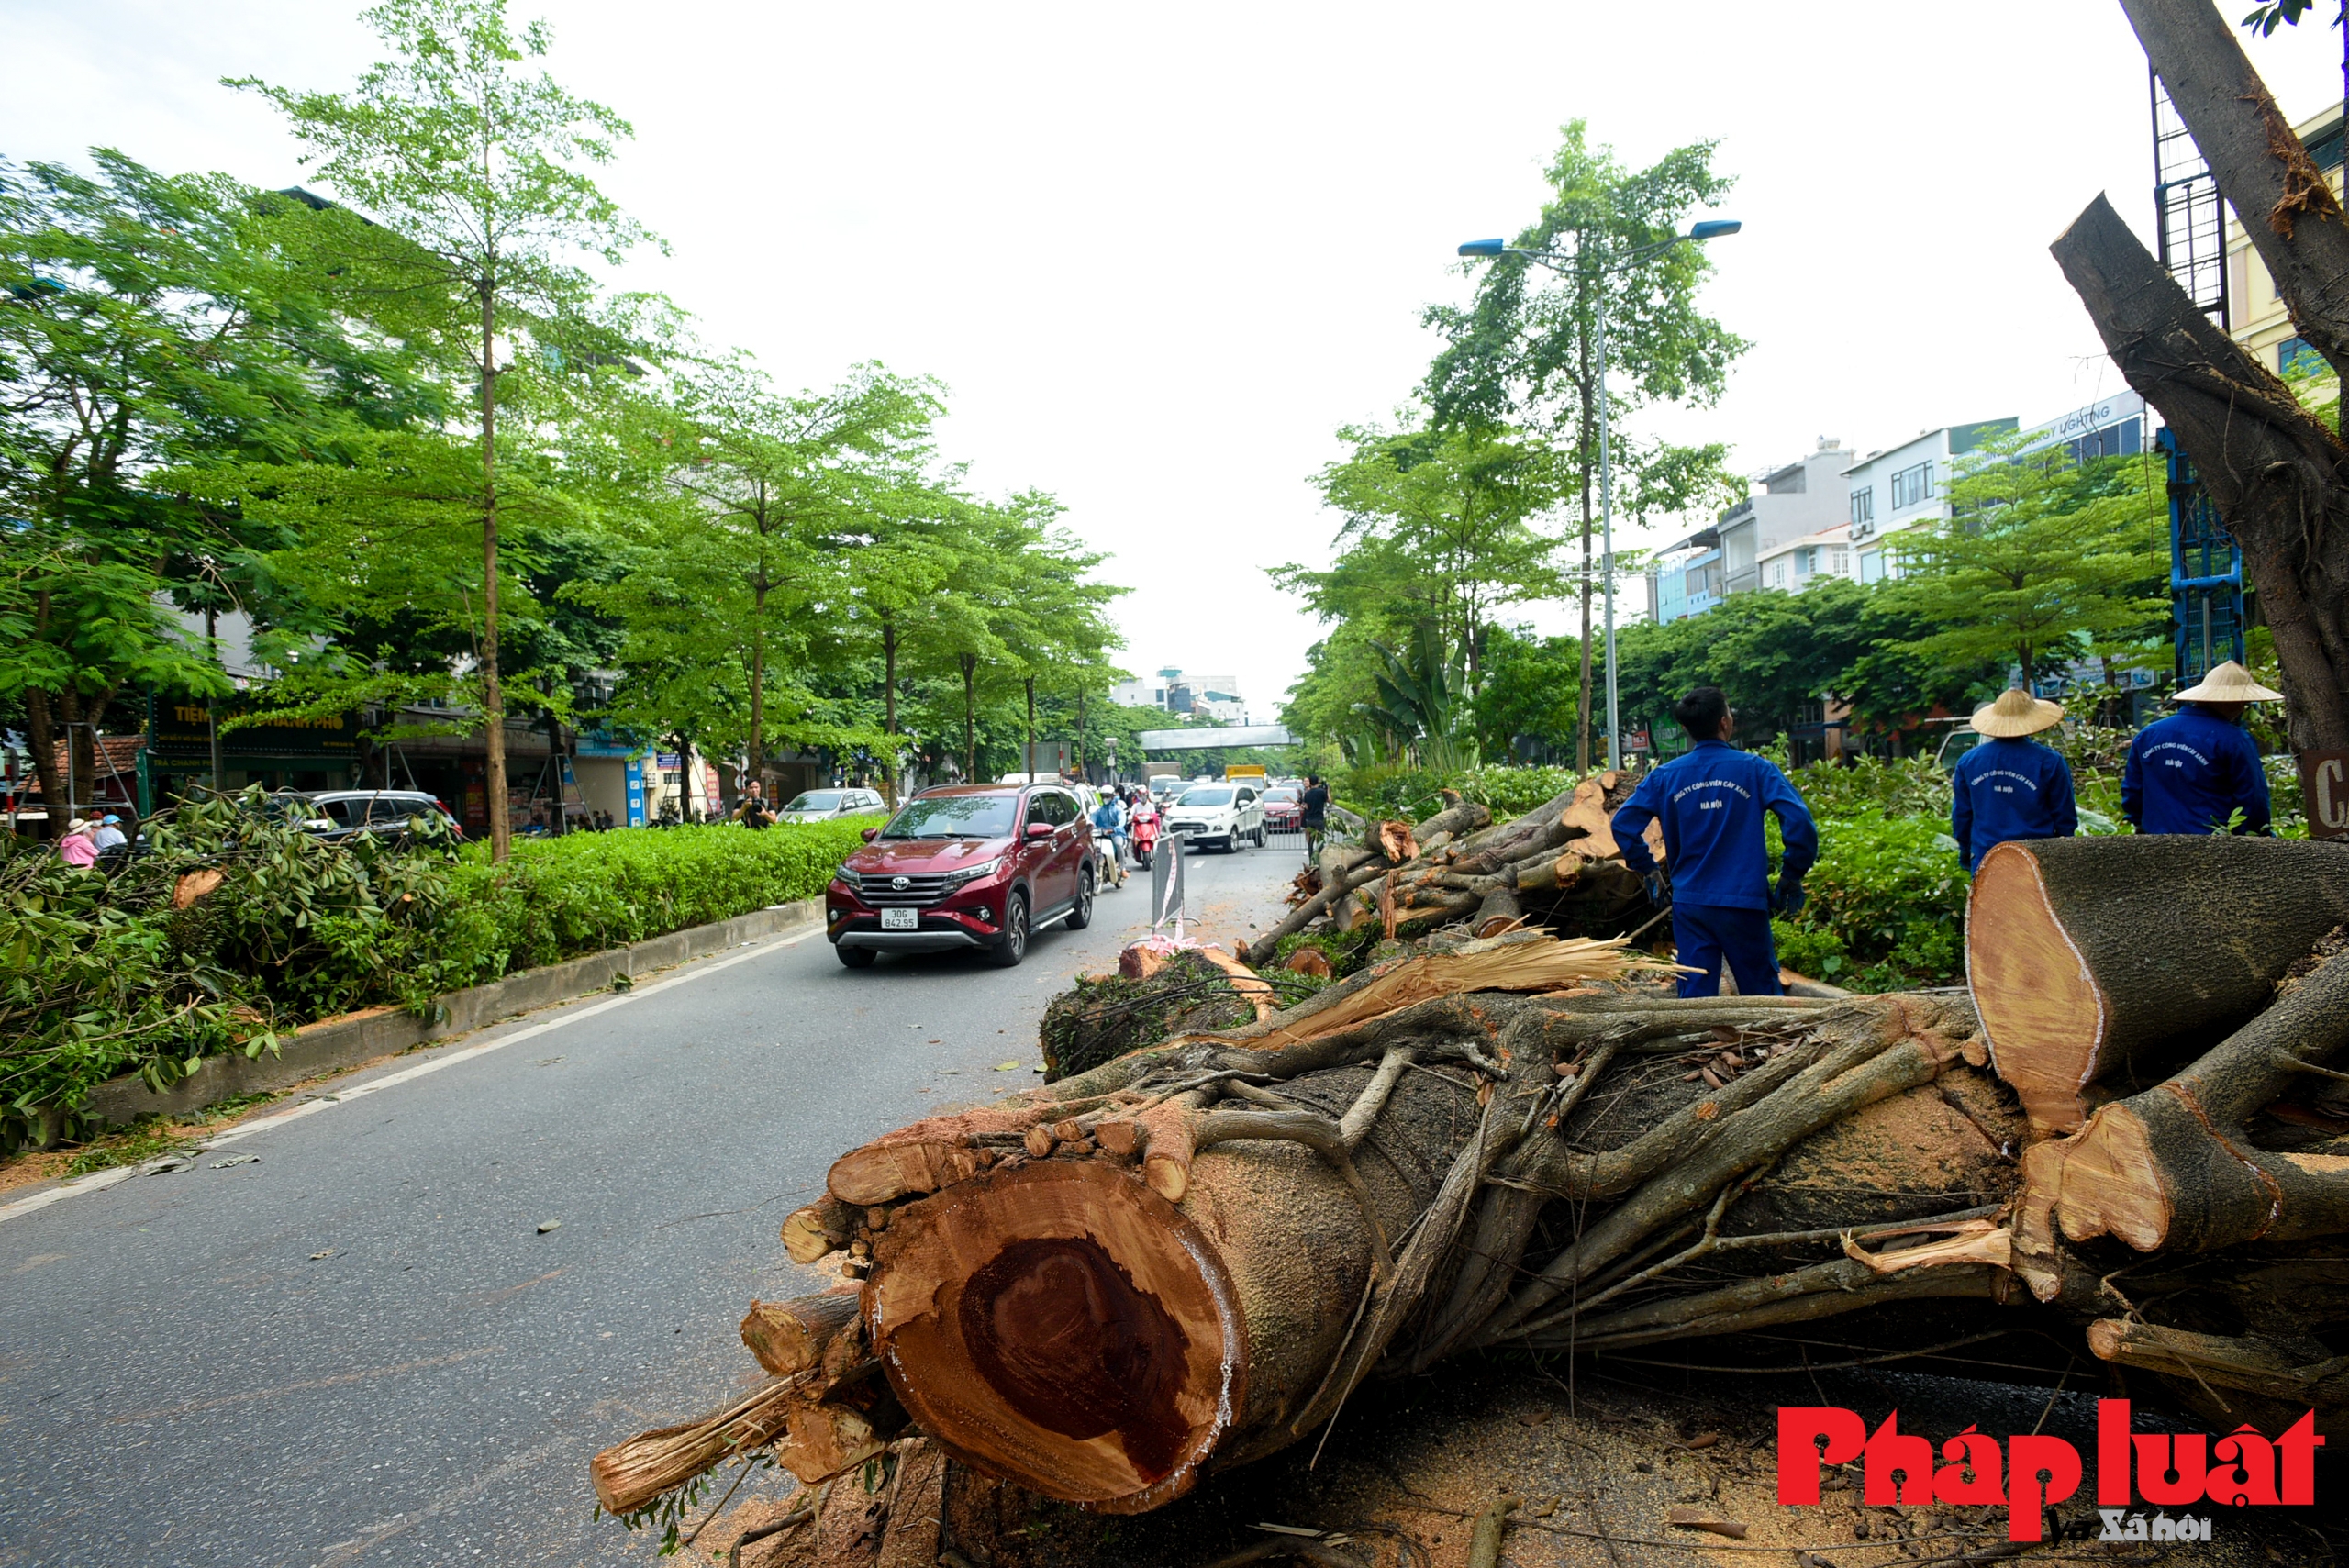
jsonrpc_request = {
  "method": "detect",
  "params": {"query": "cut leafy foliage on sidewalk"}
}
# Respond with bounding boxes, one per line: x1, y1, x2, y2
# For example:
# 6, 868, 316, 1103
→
1, 790, 874, 1150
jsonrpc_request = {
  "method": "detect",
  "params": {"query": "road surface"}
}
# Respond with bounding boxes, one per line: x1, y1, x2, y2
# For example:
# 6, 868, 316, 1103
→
0, 835, 1300, 1567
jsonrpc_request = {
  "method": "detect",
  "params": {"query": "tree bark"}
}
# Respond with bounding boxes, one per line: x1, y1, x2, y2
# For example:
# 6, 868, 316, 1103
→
2051, 192, 2349, 751
881, 617, 900, 806
1965, 836, 2349, 1132
479, 275, 510, 863
961, 654, 979, 782
2121, 0, 2349, 385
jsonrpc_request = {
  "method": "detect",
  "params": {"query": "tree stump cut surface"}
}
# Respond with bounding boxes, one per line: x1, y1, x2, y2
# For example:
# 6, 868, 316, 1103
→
864, 1160, 1244, 1514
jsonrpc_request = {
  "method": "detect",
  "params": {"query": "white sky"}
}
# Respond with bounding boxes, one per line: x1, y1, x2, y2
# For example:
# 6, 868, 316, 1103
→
7, 2, 2344, 720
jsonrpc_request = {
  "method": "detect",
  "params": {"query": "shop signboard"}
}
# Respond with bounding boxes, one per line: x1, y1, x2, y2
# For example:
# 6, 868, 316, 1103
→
149, 699, 362, 761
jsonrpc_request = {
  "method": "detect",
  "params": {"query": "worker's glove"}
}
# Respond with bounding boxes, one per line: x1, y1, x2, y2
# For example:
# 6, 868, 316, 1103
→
1642, 869, 1669, 908
1772, 877, 1806, 919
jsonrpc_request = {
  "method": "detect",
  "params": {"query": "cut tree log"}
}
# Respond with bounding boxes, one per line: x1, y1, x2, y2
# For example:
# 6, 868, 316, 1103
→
1965, 836, 2349, 1132
740, 1289, 862, 1377
2025, 929, 2349, 1258
590, 1377, 803, 1515
597, 840, 2349, 1534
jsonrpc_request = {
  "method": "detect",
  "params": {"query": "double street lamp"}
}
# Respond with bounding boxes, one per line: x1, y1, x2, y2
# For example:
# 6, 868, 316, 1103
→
1456, 220, 1741, 769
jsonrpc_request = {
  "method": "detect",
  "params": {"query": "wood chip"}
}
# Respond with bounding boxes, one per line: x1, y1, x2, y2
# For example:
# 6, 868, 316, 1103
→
1699, 1066, 1724, 1090
1516, 1407, 1551, 1425
1672, 1431, 1722, 1451
1665, 1507, 1748, 1539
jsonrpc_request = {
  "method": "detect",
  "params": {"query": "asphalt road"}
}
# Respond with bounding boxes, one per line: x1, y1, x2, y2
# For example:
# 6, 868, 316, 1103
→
0, 834, 1302, 1568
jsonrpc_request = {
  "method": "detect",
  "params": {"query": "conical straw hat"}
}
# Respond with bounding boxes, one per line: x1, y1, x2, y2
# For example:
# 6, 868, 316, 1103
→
2171, 660, 2283, 704
1970, 687, 2065, 738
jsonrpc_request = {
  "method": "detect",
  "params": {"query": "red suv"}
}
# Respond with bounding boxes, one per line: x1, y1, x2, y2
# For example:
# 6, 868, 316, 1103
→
826, 783, 1096, 969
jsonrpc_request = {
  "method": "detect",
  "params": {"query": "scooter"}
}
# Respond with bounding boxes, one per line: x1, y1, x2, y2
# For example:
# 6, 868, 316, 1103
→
1129, 802, 1160, 868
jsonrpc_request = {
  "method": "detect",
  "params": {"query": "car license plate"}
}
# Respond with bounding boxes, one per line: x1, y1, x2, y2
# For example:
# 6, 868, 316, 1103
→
880, 906, 918, 930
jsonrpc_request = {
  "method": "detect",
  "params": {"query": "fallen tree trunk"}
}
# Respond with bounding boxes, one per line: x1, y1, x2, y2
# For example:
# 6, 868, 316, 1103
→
596, 840, 2349, 1530
1965, 836, 2349, 1131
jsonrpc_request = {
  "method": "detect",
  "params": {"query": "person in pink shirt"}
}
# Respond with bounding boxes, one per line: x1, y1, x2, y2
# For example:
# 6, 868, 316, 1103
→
57, 818, 100, 870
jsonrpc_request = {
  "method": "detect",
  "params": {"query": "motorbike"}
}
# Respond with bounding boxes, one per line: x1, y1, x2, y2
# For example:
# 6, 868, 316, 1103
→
1129, 802, 1160, 868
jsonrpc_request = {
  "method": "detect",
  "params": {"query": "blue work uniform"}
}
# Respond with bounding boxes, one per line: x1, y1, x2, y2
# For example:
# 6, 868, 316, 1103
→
1613, 741, 1819, 998
1950, 737, 2077, 873
1091, 796, 1127, 850
2123, 708, 2272, 835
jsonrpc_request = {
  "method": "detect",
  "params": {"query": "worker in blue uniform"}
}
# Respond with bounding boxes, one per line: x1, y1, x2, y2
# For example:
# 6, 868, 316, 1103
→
1613, 686, 1818, 998
1951, 688, 2078, 873
2123, 660, 2279, 836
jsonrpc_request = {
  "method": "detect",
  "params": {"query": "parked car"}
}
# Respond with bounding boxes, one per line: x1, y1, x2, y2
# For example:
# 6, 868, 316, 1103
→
774, 786, 887, 823
301, 789, 462, 843
1163, 781, 1265, 852
826, 782, 1095, 969
1260, 785, 1303, 831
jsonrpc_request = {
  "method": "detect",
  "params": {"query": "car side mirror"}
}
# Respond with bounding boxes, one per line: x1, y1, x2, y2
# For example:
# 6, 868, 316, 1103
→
861, 828, 879, 842
1026, 821, 1054, 840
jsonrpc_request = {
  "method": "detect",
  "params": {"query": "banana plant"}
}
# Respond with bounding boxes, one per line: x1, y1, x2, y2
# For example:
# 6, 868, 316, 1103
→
1353, 622, 1473, 772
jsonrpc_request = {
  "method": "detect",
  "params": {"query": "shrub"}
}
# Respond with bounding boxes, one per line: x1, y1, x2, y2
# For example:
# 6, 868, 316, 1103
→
1767, 811, 1967, 990
416, 818, 878, 991
3, 806, 878, 1145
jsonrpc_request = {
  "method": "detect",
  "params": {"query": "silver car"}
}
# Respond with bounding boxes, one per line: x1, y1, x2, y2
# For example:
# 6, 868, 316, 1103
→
774, 787, 887, 824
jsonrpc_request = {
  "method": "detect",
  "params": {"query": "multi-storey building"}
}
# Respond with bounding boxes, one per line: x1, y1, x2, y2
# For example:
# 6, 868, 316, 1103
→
1108, 668, 1248, 723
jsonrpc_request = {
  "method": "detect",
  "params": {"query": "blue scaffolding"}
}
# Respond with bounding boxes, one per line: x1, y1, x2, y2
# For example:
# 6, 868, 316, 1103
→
2160, 427, 2245, 683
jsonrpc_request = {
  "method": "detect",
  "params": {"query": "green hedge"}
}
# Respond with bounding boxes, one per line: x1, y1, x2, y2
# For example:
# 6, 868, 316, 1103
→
417, 819, 875, 991
3, 810, 877, 1146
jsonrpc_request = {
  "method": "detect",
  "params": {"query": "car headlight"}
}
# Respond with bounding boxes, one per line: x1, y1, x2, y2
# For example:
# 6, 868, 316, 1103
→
834, 865, 863, 892
943, 857, 1003, 890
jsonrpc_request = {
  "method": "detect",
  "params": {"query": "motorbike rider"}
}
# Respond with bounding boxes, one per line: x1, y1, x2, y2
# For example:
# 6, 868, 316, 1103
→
1089, 789, 1129, 888
1126, 786, 1160, 867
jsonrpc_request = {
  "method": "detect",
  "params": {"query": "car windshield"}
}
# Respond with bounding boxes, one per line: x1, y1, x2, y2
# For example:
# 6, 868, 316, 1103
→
1263, 788, 1297, 803
1177, 786, 1234, 807
785, 792, 844, 811
881, 795, 1018, 839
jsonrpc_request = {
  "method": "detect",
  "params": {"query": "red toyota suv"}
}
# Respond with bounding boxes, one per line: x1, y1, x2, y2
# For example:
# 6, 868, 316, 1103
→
826, 783, 1096, 969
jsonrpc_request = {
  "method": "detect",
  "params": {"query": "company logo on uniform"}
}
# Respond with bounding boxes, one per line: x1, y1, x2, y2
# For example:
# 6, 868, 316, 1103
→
2143, 740, 2210, 769
1973, 768, 2039, 795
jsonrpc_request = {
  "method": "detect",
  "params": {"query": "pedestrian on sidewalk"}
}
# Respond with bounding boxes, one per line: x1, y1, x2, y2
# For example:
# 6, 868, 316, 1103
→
1610, 686, 1817, 999
2123, 661, 2279, 836
1951, 688, 2077, 873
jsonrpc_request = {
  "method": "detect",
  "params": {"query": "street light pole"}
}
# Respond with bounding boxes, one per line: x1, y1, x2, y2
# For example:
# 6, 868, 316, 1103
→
1456, 220, 1740, 773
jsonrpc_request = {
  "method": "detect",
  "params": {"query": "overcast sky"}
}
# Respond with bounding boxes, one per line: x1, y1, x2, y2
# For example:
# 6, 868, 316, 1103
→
8, 3, 2343, 720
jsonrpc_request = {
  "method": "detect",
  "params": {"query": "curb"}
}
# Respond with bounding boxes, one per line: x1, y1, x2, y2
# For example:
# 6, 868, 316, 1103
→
75, 899, 823, 1129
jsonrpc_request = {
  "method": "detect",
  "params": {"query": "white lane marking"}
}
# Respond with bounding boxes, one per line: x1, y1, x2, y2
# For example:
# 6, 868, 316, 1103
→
0, 928, 821, 1229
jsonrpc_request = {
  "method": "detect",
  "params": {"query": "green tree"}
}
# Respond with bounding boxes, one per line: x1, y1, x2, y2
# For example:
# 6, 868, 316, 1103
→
1277, 419, 1564, 695
619, 358, 941, 803
234, 0, 659, 860
1426, 120, 1748, 768
1469, 623, 1583, 763
0, 151, 402, 828
1884, 439, 2169, 690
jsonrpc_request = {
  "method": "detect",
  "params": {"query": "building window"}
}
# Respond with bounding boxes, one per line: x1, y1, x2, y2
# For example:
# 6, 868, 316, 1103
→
1831, 546, 1849, 574
1860, 550, 1886, 585
2281, 335, 2325, 376
1772, 559, 1788, 587
1849, 487, 1874, 527
1794, 546, 1817, 574
1890, 461, 1933, 509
